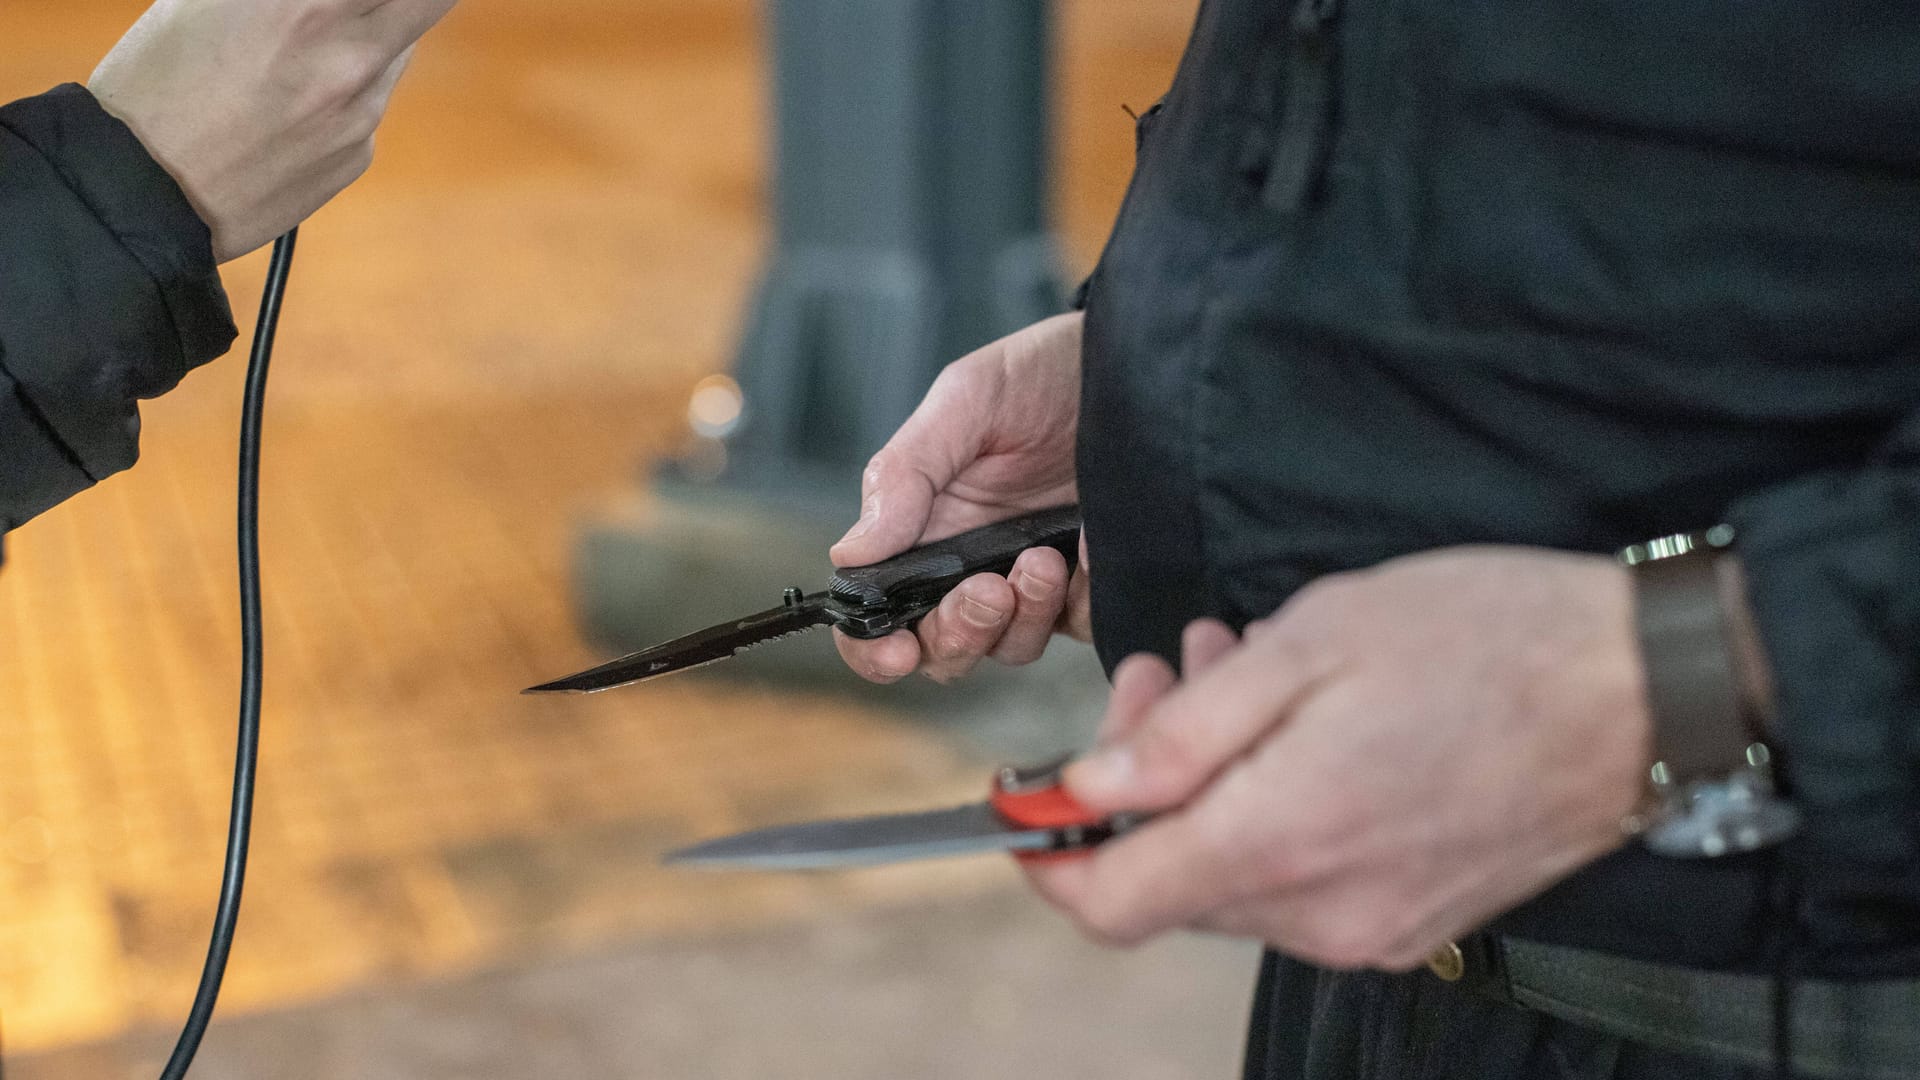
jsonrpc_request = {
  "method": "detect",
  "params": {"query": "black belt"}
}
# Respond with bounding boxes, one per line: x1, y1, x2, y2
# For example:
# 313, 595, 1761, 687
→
1439, 937, 1920, 1078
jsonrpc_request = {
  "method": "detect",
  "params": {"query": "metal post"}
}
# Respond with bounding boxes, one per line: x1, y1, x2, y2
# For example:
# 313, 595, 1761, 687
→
706, 0, 1062, 502
576, 0, 1067, 689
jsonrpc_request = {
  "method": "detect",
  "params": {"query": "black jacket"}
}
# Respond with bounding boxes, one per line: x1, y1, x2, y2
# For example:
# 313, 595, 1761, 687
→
0, 83, 236, 547
1078, 2, 1920, 1077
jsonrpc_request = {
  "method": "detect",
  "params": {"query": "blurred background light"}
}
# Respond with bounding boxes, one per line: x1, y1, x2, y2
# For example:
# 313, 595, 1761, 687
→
687, 374, 745, 438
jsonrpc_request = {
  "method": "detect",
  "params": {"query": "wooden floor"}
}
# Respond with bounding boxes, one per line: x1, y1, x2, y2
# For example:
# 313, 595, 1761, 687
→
0, 0, 1193, 1055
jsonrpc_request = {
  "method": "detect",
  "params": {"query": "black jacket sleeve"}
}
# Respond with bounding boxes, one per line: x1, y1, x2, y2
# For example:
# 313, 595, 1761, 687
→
1728, 406, 1920, 968
0, 83, 237, 537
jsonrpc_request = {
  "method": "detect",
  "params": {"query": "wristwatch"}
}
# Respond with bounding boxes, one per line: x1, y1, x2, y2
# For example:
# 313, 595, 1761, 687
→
1620, 527, 1801, 858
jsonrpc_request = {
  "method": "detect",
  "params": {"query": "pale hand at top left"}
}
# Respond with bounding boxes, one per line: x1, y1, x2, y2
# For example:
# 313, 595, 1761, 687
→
90, 0, 459, 262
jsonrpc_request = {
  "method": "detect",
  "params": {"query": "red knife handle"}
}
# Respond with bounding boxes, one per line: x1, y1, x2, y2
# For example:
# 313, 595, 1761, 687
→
990, 759, 1117, 863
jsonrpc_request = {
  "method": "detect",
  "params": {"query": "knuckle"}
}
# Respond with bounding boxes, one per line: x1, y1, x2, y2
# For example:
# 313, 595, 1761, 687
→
927, 615, 992, 664
926, 362, 963, 392
933, 351, 988, 390
354, 89, 390, 133
343, 136, 376, 180
929, 631, 974, 664
1247, 615, 1329, 678
299, 67, 373, 128
861, 450, 896, 488
289, 0, 346, 41
336, 34, 398, 96
324, 51, 382, 107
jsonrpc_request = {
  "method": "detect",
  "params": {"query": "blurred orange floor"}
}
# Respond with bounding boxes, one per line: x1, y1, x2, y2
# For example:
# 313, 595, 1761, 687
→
0, 0, 1195, 1057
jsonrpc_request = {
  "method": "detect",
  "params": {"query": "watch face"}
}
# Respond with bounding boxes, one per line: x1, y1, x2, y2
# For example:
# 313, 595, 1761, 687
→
1642, 772, 1801, 858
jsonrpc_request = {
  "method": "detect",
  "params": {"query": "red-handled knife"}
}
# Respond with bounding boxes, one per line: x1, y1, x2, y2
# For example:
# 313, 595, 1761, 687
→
663, 758, 1142, 871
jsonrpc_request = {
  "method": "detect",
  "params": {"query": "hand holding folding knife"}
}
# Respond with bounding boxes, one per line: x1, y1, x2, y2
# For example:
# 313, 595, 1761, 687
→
525, 504, 1083, 693
527, 505, 1127, 871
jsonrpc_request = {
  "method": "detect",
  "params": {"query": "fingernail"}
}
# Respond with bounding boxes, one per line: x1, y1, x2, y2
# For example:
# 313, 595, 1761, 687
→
958, 593, 1003, 628
1013, 568, 1049, 602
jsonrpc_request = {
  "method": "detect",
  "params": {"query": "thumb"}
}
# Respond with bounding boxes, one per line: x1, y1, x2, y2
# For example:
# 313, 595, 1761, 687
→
829, 369, 989, 566
1064, 626, 1323, 815
829, 452, 940, 567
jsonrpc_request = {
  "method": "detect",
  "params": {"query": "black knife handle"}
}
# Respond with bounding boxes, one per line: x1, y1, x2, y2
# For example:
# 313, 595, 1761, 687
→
828, 504, 1081, 638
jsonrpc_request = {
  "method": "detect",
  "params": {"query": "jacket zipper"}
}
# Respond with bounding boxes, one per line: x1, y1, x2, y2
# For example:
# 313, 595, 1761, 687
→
1263, 0, 1342, 212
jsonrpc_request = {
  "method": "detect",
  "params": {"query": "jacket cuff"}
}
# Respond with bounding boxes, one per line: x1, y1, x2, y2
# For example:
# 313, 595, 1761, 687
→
0, 84, 236, 385
1727, 448, 1920, 957
0, 361, 97, 532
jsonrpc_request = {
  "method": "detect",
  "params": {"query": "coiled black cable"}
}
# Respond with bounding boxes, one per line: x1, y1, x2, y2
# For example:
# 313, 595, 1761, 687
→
156, 227, 297, 1080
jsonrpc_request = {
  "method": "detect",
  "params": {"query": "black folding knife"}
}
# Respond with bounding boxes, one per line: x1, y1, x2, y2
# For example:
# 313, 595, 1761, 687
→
523, 504, 1081, 693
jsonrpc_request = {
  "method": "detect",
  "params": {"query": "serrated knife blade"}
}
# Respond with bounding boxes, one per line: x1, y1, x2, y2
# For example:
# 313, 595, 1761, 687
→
523, 593, 832, 694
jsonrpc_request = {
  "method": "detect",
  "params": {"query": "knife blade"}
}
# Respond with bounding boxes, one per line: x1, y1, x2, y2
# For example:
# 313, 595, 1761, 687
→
665, 758, 1140, 871
665, 802, 1062, 870
526, 591, 834, 692
524, 504, 1081, 694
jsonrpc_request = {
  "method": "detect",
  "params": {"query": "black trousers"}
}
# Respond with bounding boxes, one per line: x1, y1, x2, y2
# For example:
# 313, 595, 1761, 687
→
1242, 952, 1769, 1080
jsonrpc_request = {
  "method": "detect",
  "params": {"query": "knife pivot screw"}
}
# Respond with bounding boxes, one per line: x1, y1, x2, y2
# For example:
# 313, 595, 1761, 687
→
782, 586, 802, 608
997, 755, 1073, 794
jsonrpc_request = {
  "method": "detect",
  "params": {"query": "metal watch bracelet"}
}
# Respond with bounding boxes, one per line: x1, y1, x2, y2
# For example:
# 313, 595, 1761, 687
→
1619, 528, 1800, 858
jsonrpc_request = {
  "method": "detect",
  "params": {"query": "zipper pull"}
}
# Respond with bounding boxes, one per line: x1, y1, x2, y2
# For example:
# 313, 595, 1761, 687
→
1263, 0, 1342, 212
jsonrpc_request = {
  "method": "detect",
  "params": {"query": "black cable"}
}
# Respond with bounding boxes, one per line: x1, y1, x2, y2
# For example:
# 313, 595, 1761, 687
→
157, 227, 297, 1080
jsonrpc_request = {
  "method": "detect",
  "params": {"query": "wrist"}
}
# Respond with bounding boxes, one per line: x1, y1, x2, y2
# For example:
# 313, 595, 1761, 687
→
82, 83, 225, 256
